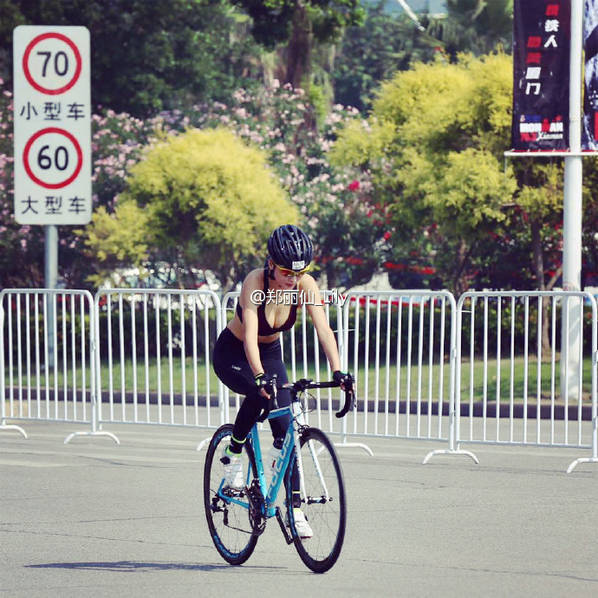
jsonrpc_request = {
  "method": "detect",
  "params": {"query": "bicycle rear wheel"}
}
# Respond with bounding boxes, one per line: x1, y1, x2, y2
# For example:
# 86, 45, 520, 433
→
203, 424, 258, 565
286, 427, 346, 573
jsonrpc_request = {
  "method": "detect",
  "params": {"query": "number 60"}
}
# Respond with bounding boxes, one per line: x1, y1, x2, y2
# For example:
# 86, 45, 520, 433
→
37, 144, 69, 171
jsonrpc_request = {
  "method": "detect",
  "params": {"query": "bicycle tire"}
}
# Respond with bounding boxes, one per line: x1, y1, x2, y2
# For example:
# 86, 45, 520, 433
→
285, 427, 347, 573
203, 423, 258, 565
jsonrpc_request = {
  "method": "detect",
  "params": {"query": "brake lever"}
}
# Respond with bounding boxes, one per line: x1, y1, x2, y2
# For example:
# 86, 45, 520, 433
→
335, 387, 355, 419
256, 374, 277, 422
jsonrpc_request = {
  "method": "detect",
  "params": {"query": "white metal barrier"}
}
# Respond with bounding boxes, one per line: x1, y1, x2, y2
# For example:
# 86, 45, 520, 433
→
0, 289, 104, 442
93, 289, 222, 441
450, 291, 598, 472
2, 287, 598, 472
342, 291, 470, 447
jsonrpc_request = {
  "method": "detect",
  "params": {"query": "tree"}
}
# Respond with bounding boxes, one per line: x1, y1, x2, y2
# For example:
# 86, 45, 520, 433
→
332, 53, 540, 295
0, 76, 177, 288
332, 0, 440, 111
192, 83, 385, 289
0, 75, 48, 288
233, 0, 365, 92
426, 0, 513, 59
81, 128, 298, 290
0, 0, 264, 116
577, 156, 598, 289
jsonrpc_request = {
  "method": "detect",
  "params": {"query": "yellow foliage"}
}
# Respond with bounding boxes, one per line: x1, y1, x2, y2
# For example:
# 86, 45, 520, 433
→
517, 163, 563, 219
336, 52, 513, 163
332, 52, 517, 239
123, 128, 297, 283
330, 118, 395, 168
77, 202, 150, 286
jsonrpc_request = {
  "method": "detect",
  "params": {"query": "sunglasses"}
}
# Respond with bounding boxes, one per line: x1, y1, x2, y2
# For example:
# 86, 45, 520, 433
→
275, 263, 310, 278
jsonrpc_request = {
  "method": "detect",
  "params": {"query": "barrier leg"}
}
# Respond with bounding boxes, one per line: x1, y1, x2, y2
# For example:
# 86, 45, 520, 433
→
334, 441, 374, 456
0, 421, 28, 439
568, 384, 598, 473
566, 456, 598, 473
334, 422, 374, 456
566, 413, 598, 473
1, 399, 27, 438
64, 399, 119, 445
64, 428, 120, 445
423, 446, 479, 465
422, 409, 479, 465
196, 436, 211, 452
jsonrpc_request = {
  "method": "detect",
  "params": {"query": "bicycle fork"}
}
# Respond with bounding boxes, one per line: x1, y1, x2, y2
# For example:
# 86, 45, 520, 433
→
293, 410, 330, 506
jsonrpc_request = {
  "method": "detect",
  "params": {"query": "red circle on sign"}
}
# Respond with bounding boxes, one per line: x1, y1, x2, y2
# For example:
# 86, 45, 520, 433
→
23, 127, 83, 189
22, 32, 82, 95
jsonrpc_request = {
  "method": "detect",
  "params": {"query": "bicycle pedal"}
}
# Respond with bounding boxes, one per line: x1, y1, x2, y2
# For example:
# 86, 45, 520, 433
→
221, 486, 246, 498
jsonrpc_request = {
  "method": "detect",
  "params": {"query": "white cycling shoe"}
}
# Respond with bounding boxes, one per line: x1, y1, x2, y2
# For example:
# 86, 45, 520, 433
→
220, 446, 244, 489
289, 508, 313, 539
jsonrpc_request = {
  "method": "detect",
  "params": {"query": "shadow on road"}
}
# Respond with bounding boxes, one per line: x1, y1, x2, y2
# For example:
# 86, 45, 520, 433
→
25, 560, 282, 573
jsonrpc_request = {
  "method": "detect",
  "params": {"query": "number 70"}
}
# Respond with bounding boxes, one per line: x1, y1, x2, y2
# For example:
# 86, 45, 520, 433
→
36, 51, 69, 77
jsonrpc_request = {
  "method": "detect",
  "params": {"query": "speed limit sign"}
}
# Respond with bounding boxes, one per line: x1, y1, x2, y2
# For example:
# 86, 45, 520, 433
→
13, 26, 91, 225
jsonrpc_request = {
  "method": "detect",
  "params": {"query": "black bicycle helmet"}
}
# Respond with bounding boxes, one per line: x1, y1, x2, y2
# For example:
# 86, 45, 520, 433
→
267, 224, 313, 271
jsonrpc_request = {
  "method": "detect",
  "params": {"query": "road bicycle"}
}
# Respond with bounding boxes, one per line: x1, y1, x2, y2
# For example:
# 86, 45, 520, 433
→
203, 377, 355, 573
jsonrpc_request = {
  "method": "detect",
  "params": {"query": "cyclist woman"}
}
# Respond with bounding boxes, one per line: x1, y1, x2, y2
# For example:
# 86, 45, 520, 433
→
213, 224, 351, 538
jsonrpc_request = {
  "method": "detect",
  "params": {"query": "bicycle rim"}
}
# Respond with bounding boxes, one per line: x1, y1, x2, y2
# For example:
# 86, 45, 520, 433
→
286, 427, 346, 573
203, 424, 258, 565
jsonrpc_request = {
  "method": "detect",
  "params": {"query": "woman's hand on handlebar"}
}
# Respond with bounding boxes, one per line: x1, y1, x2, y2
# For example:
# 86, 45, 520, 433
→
255, 372, 277, 422
333, 370, 354, 392
333, 371, 355, 418
255, 372, 277, 399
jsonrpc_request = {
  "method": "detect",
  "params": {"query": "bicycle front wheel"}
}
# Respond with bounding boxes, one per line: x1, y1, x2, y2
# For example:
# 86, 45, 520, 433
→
203, 424, 258, 565
286, 427, 347, 573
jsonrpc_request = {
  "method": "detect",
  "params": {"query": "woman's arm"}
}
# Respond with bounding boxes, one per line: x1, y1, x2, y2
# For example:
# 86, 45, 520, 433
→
302, 276, 342, 373
239, 270, 266, 378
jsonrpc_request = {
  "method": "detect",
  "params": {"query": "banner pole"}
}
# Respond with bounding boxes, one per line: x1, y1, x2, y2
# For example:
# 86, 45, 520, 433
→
562, 0, 584, 400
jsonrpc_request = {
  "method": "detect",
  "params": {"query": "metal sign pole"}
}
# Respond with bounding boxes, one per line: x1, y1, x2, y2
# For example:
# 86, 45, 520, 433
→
44, 224, 57, 367
44, 224, 58, 289
562, 0, 584, 400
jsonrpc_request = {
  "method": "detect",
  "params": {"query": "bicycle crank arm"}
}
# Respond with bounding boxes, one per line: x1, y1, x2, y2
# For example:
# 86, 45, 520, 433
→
275, 507, 294, 545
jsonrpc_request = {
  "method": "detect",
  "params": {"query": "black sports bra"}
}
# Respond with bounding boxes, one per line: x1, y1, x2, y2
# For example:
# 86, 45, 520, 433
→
236, 267, 298, 335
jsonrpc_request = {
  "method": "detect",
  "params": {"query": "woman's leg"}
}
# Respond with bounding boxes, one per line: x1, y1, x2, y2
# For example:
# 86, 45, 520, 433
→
213, 329, 263, 451
260, 352, 301, 503
261, 354, 290, 443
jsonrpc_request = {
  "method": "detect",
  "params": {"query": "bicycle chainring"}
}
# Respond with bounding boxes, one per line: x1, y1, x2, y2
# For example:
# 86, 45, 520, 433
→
246, 479, 266, 536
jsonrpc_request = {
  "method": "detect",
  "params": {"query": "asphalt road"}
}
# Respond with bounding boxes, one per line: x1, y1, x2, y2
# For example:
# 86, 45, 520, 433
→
2, 421, 598, 597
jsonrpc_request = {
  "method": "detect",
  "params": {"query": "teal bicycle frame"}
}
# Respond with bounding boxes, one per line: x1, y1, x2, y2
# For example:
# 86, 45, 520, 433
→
217, 398, 304, 530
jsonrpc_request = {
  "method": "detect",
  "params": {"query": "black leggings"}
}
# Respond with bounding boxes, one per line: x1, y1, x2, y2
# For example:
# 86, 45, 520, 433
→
213, 328, 292, 443
213, 329, 300, 505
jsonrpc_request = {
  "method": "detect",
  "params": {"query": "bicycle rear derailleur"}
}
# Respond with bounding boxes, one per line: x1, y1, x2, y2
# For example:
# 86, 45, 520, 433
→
246, 479, 266, 536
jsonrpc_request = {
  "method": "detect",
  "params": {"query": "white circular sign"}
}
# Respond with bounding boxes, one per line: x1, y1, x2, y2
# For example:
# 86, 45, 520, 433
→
23, 127, 83, 189
22, 32, 82, 95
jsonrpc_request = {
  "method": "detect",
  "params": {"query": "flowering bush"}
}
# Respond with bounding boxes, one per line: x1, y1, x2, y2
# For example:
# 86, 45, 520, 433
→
91, 110, 184, 210
0, 75, 386, 289
189, 83, 386, 288
86, 83, 387, 289
0, 80, 47, 287
0, 78, 178, 287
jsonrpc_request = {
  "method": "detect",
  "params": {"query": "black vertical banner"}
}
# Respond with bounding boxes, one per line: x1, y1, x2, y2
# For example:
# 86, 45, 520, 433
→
583, 0, 598, 150
512, 0, 570, 150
